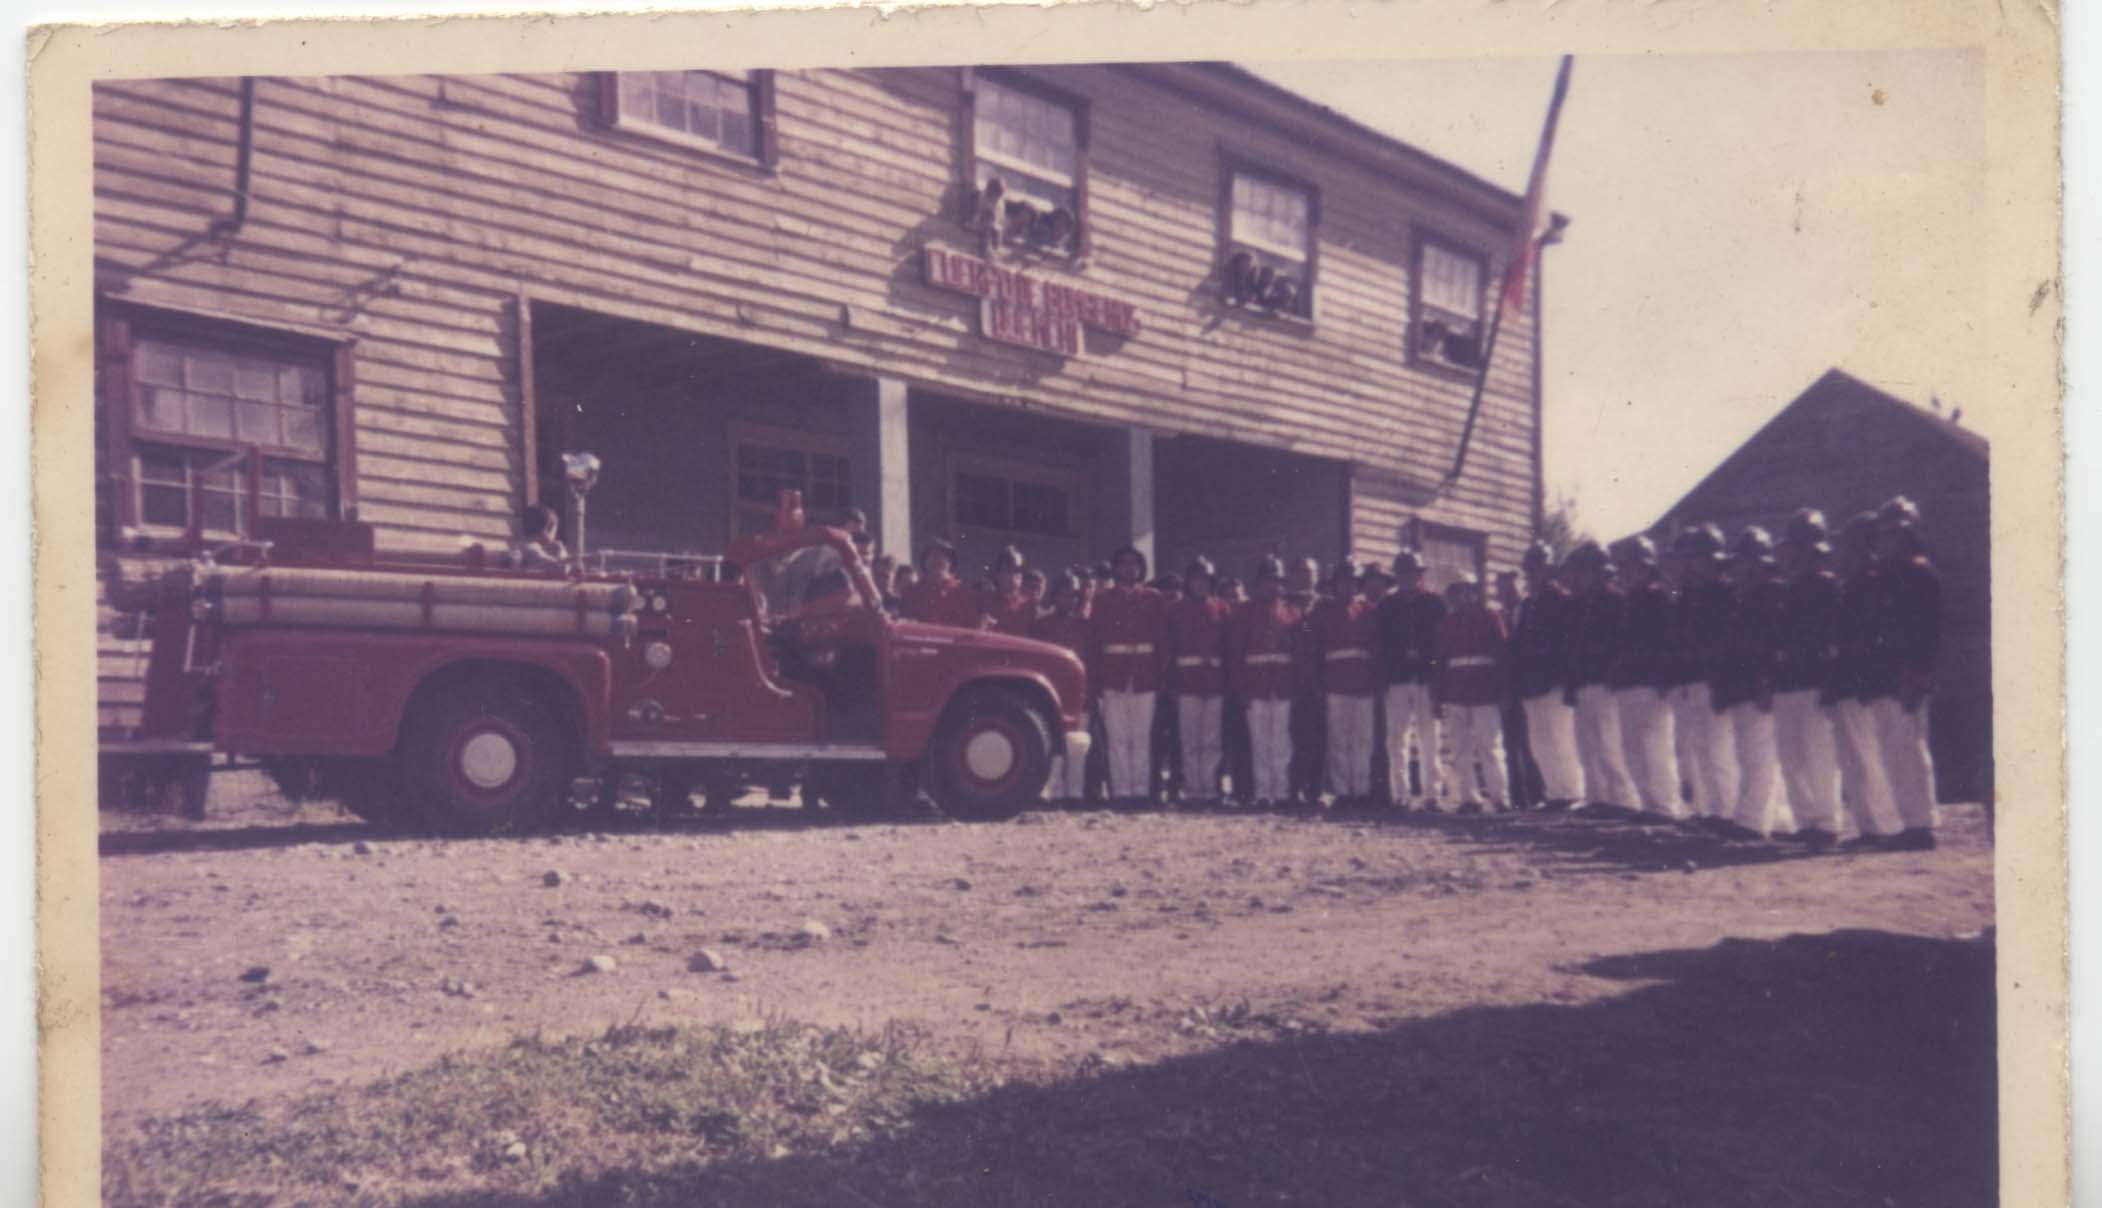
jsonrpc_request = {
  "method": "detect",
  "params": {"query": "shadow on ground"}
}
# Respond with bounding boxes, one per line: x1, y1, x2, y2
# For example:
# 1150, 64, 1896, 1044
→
406, 928, 1997, 1208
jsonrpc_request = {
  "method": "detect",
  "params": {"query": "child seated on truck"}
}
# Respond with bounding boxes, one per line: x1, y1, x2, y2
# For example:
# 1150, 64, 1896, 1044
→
509, 504, 569, 573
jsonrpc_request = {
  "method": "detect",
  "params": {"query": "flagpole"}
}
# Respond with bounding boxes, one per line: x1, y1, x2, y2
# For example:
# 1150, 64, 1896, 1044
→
1443, 267, 1517, 486
1442, 54, 1571, 491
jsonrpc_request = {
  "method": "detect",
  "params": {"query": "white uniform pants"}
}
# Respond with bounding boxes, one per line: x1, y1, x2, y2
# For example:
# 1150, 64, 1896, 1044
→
1177, 695, 1225, 801
1574, 685, 1638, 808
1442, 703, 1508, 807
1773, 688, 1843, 833
1325, 694, 1377, 799
1382, 682, 1442, 804
1045, 729, 1090, 802
1617, 687, 1685, 819
1872, 697, 1938, 831
1670, 684, 1736, 819
1520, 692, 1583, 803
1247, 697, 1293, 803
1100, 689, 1156, 800
1726, 701, 1794, 836
1833, 698, 1903, 837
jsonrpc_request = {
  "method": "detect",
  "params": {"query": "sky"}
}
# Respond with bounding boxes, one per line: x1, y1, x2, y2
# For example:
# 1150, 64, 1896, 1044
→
1248, 50, 1990, 539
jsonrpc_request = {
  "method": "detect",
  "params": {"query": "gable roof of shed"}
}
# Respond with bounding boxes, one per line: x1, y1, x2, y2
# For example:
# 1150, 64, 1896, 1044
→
1652, 368, 1988, 529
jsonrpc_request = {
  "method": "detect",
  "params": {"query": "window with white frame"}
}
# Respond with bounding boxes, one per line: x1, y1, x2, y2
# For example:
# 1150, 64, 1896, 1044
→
970, 76, 1083, 254
1414, 239, 1489, 371
1223, 168, 1314, 318
608, 70, 768, 162
123, 331, 337, 536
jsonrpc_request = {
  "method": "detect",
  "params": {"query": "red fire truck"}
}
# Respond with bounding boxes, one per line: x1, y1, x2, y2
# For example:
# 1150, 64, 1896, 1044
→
98, 472, 1089, 834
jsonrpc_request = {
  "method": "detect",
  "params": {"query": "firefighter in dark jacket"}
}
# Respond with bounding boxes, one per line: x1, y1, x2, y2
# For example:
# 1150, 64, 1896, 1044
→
1609, 535, 1685, 820
1826, 511, 1906, 842
1866, 496, 1942, 849
1771, 510, 1847, 847
1375, 550, 1448, 810
1713, 527, 1793, 838
1285, 557, 1327, 804
1511, 542, 1583, 807
1670, 524, 1738, 822
1496, 570, 1544, 808
1566, 540, 1637, 812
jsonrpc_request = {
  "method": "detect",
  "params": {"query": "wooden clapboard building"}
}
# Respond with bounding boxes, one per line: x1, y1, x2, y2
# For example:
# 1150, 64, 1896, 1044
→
1651, 369, 1992, 803
91, 64, 1555, 734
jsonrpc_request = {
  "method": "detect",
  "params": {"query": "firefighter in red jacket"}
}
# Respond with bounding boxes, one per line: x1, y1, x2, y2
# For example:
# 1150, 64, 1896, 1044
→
980, 545, 1036, 636
1164, 556, 1231, 805
1032, 570, 1094, 805
1311, 558, 1382, 805
900, 540, 981, 628
1431, 573, 1512, 813
1092, 545, 1167, 802
1231, 557, 1302, 807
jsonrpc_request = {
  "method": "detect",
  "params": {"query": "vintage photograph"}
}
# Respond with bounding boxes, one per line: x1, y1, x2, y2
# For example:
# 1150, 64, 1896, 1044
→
31, 6, 2065, 1204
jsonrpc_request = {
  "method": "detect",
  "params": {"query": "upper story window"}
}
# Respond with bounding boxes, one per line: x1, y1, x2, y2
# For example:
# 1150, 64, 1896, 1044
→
1222, 167, 1316, 320
100, 311, 353, 540
968, 74, 1085, 256
604, 70, 777, 166
1413, 238, 1489, 371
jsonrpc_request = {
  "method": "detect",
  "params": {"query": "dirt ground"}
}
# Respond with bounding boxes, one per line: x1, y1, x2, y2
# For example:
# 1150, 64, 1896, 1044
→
99, 774, 1998, 1205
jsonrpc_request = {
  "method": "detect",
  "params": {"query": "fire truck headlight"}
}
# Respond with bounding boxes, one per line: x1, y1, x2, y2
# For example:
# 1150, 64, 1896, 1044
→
650, 593, 670, 613
643, 641, 674, 671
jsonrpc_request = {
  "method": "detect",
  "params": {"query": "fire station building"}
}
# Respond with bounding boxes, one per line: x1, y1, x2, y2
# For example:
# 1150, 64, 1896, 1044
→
91, 64, 1553, 732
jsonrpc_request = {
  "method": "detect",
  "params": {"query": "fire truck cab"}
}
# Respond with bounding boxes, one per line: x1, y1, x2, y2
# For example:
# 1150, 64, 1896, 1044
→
100, 484, 1090, 834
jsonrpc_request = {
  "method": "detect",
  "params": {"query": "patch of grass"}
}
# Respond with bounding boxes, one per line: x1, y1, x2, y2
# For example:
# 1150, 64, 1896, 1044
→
103, 1016, 1004, 1207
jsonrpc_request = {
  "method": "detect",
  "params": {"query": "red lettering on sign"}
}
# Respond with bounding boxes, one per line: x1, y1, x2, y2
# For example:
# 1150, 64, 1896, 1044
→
923, 245, 1138, 357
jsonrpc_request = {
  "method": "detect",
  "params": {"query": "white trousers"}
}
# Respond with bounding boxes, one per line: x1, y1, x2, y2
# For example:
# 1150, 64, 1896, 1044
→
1326, 694, 1377, 798
1726, 701, 1795, 836
1833, 698, 1904, 837
1617, 687, 1685, 818
1383, 682, 1442, 803
1872, 697, 1939, 831
1773, 688, 1843, 833
1247, 697, 1293, 803
1045, 729, 1090, 801
1574, 685, 1638, 808
1442, 703, 1508, 806
1100, 689, 1156, 799
1520, 692, 1583, 803
1670, 684, 1736, 819
1178, 694, 1225, 800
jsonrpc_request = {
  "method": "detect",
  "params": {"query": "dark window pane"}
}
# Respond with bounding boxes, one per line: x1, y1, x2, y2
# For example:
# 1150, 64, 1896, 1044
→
954, 472, 1011, 530
1011, 481, 1070, 536
139, 483, 187, 527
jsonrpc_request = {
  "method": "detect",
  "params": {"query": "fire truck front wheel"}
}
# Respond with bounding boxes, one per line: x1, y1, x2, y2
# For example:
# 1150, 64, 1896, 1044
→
402, 678, 575, 835
929, 689, 1051, 822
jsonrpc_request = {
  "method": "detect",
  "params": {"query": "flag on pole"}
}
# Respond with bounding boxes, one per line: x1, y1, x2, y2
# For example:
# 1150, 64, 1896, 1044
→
1497, 55, 1574, 324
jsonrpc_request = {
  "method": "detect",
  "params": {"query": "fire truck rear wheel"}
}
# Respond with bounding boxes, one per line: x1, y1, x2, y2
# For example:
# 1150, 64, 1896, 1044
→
929, 690, 1051, 822
404, 679, 574, 836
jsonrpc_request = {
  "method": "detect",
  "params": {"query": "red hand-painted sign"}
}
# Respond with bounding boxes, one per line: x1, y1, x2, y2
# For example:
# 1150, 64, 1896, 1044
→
922, 246, 1142, 357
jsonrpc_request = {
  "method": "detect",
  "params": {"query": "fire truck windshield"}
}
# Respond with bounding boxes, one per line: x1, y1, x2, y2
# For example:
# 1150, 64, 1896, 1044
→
749, 543, 857, 624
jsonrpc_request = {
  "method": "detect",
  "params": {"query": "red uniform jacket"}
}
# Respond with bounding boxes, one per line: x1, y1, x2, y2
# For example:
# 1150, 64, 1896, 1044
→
1032, 611, 1094, 692
1163, 595, 1232, 696
901, 574, 982, 628
1310, 596, 1382, 696
1090, 584, 1166, 694
1231, 598, 1303, 701
982, 589, 1037, 637
1431, 604, 1512, 708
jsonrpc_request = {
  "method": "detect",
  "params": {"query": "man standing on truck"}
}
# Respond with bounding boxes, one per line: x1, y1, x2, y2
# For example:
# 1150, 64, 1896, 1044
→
1034, 570, 1095, 806
1375, 550, 1447, 811
1165, 556, 1231, 806
1092, 545, 1167, 803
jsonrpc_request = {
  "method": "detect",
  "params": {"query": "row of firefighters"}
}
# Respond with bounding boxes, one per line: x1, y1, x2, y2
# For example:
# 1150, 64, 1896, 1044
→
887, 496, 1945, 851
